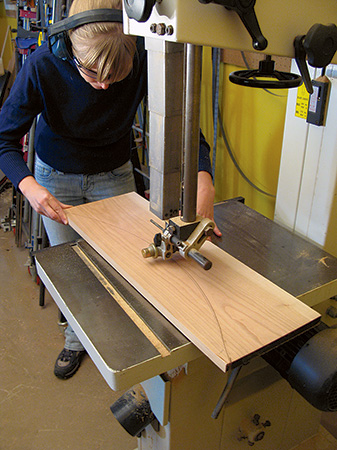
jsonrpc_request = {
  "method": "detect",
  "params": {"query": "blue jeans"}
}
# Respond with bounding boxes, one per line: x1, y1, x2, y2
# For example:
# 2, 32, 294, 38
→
35, 155, 136, 351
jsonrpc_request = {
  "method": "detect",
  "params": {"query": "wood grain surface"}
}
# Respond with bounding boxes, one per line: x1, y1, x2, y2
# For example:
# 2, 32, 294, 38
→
66, 192, 320, 372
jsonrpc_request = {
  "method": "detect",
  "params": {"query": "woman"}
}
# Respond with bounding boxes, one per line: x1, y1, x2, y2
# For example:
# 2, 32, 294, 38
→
0, 0, 219, 379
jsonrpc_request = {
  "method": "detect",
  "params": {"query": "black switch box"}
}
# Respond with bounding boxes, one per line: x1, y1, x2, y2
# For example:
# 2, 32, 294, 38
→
306, 77, 331, 127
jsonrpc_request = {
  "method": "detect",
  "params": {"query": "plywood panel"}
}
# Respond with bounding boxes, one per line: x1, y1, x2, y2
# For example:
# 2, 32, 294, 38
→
221, 49, 291, 72
66, 192, 320, 372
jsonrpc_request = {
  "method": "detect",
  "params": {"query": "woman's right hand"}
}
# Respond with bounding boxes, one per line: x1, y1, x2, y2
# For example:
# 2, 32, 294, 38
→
18, 176, 72, 225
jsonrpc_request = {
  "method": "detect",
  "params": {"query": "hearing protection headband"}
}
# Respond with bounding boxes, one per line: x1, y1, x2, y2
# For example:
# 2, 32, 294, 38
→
48, 9, 123, 61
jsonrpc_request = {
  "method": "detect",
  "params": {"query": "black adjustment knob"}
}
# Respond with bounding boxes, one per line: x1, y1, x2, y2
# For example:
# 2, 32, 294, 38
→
123, 0, 156, 22
199, 0, 268, 51
294, 35, 313, 94
303, 23, 337, 68
294, 23, 337, 94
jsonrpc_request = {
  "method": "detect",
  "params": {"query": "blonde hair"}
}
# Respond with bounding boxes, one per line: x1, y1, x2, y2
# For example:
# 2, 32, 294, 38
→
68, 0, 136, 83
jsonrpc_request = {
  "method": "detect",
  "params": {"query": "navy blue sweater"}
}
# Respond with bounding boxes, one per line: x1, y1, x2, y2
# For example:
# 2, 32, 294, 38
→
0, 39, 212, 189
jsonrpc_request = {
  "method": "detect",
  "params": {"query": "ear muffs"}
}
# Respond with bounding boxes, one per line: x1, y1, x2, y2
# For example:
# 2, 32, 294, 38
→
48, 31, 74, 60
47, 8, 123, 61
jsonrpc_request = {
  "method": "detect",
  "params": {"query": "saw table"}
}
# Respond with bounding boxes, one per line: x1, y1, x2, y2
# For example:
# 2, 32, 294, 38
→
211, 200, 337, 307
35, 199, 337, 449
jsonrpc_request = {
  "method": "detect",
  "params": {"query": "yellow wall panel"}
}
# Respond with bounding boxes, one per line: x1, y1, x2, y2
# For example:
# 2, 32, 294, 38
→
201, 47, 288, 219
0, 3, 16, 69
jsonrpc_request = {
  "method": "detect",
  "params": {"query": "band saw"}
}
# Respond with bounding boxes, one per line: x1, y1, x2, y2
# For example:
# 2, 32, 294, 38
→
35, 1, 337, 449
35, 199, 337, 449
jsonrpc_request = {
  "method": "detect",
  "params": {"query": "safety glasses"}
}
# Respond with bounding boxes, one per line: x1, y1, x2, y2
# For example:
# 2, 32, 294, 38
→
73, 56, 112, 81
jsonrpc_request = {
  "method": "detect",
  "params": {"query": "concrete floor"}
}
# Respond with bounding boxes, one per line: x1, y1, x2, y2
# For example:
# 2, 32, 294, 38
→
0, 188, 137, 450
1, 185, 337, 450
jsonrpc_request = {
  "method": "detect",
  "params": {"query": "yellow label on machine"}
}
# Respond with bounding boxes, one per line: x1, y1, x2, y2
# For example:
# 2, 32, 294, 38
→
295, 84, 310, 119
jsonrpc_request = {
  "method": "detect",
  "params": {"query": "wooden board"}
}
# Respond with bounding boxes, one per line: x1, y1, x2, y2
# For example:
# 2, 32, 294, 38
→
66, 192, 320, 372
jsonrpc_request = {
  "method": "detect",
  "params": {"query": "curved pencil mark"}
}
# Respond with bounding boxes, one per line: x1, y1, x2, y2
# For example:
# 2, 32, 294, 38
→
68, 210, 231, 362
175, 259, 231, 363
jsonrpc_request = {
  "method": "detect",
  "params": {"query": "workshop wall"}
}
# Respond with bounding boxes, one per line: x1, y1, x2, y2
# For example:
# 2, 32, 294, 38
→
200, 46, 288, 220
325, 192, 337, 257
0, 3, 16, 69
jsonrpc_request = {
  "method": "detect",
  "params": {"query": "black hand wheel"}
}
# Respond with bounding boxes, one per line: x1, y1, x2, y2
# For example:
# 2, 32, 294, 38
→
229, 56, 302, 89
123, 0, 156, 22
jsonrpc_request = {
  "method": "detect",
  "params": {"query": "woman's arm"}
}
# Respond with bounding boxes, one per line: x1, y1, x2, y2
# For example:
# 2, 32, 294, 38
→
197, 170, 222, 237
